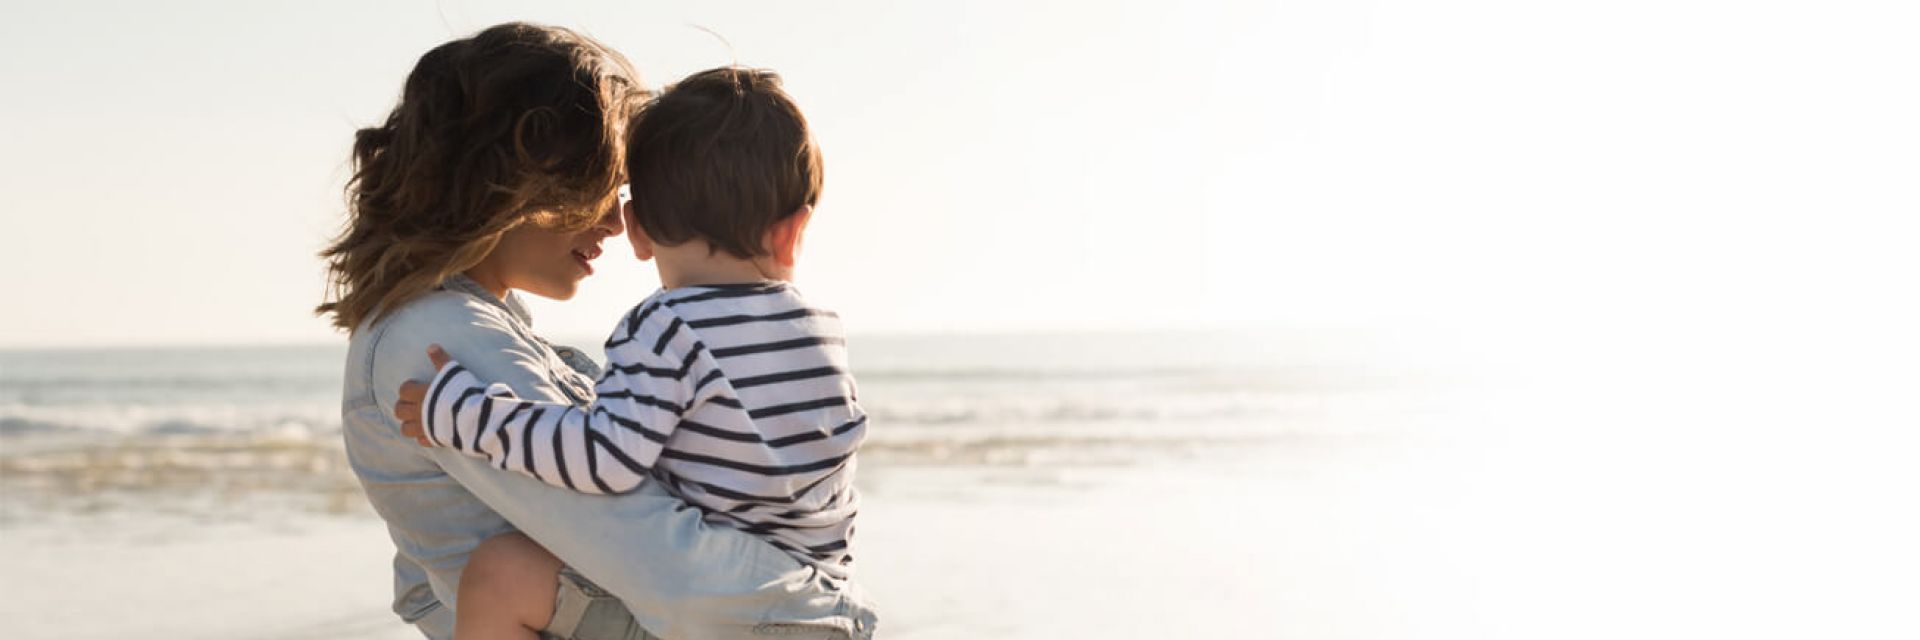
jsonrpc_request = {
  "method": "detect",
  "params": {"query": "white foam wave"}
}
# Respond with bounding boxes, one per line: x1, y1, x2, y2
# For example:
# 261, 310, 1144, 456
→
0, 403, 339, 439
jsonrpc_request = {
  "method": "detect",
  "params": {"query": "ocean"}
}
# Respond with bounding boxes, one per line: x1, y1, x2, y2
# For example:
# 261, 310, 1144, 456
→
0, 330, 1410, 519
0, 330, 1447, 638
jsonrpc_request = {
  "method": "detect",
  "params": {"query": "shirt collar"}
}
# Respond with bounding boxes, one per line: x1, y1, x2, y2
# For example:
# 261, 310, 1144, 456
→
440, 273, 535, 327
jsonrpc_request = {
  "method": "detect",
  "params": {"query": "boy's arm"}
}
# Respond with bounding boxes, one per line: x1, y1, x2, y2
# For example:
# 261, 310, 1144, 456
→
400, 317, 711, 495
419, 359, 659, 494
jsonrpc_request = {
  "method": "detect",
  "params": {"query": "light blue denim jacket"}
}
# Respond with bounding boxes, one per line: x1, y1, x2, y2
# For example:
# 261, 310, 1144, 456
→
340, 275, 876, 640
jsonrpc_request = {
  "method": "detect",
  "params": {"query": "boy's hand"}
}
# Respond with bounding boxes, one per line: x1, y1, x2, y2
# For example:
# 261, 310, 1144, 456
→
393, 344, 454, 447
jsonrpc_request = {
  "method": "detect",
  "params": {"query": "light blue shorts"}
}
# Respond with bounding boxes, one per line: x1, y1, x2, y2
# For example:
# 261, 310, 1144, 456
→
541, 567, 662, 640
541, 567, 857, 640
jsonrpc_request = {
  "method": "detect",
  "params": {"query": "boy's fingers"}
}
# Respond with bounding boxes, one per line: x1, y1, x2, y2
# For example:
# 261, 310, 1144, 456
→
398, 380, 427, 404
395, 345, 447, 448
400, 419, 424, 441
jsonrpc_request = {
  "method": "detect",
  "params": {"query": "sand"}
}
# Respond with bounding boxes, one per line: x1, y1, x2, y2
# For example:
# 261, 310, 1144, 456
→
9, 413, 1912, 639
1, 432, 1437, 639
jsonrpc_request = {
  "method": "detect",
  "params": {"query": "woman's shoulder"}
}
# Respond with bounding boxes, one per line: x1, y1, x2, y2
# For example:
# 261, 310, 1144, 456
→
363, 289, 546, 358
351, 290, 540, 380
357, 288, 594, 409
376, 289, 518, 334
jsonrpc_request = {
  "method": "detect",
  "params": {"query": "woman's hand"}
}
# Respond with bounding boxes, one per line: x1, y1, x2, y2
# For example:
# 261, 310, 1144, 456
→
393, 344, 454, 447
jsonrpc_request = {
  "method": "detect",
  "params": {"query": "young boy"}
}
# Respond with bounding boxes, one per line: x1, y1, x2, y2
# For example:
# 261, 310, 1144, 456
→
395, 67, 864, 640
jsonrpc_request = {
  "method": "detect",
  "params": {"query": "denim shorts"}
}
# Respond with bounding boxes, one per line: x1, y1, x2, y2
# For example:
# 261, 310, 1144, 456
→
540, 567, 662, 640
540, 566, 858, 640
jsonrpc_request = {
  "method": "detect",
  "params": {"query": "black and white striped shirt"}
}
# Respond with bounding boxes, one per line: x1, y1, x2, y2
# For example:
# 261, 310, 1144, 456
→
421, 282, 865, 576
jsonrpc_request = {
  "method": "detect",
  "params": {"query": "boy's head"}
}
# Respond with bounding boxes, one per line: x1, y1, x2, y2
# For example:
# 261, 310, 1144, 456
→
623, 67, 821, 262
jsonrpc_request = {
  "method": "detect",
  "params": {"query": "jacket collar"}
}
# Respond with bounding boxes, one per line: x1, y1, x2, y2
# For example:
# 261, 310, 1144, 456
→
440, 273, 535, 327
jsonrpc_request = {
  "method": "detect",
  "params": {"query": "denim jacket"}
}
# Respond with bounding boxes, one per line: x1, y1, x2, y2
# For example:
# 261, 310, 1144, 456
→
339, 275, 876, 639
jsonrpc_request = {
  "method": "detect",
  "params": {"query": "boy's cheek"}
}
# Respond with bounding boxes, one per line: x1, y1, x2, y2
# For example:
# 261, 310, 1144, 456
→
623, 229, 654, 262
625, 228, 653, 261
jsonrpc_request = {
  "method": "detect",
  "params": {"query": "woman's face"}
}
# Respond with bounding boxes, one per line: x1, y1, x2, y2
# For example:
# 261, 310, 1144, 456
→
473, 203, 624, 301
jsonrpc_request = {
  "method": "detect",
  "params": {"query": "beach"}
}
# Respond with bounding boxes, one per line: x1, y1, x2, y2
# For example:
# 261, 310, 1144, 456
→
1, 427, 1448, 639
1, 331, 1467, 638
7, 0, 1916, 635
15, 332, 1906, 638
0, 439, 1445, 640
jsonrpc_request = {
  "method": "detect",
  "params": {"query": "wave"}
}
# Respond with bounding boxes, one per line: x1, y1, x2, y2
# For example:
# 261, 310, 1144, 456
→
863, 392, 1315, 427
0, 390, 1320, 440
853, 364, 1399, 386
0, 404, 340, 439
0, 415, 1320, 499
0, 359, 1381, 439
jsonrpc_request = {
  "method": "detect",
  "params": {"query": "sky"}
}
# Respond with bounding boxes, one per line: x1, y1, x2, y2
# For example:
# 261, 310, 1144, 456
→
1, 0, 1916, 349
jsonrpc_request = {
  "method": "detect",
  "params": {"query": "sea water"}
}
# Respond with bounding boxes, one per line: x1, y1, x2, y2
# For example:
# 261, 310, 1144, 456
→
0, 330, 1410, 520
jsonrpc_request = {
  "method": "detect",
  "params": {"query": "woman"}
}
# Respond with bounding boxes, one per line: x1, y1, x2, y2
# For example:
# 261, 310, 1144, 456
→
317, 23, 875, 640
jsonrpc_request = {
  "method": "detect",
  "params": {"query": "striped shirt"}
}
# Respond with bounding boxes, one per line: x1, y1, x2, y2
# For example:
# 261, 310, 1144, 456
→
420, 282, 865, 577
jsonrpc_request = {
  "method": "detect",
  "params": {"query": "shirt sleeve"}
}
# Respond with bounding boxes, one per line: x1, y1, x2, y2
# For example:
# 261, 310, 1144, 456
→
419, 300, 713, 495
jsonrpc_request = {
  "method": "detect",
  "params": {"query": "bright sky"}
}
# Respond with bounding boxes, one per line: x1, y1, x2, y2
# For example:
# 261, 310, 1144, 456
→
1, 0, 1915, 348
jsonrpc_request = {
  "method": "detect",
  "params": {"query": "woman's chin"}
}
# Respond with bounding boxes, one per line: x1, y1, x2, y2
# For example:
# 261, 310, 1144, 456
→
520, 280, 581, 301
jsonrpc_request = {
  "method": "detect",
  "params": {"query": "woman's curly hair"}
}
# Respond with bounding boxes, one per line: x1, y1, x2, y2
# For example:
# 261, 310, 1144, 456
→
317, 22, 645, 331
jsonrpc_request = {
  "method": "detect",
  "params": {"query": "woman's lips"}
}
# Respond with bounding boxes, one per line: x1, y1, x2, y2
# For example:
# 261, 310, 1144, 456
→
571, 245, 601, 276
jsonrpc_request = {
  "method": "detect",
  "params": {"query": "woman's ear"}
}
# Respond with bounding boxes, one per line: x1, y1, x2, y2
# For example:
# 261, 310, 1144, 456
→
624, 201, 655, 261
767, 205, 814, 267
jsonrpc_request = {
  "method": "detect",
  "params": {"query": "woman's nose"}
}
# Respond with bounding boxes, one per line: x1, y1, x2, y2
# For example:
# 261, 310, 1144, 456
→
595, 197, 625, 236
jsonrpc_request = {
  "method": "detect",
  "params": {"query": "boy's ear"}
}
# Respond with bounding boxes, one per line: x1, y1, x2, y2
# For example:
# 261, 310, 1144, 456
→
766, 205, 813, 267
624, 201, 654, 261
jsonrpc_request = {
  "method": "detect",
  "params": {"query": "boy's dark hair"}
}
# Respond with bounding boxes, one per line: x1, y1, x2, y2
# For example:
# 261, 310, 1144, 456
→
625, 67, 822, 258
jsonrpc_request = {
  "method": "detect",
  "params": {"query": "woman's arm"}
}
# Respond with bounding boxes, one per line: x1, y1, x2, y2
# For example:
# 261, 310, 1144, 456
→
367, 297, 857, 639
